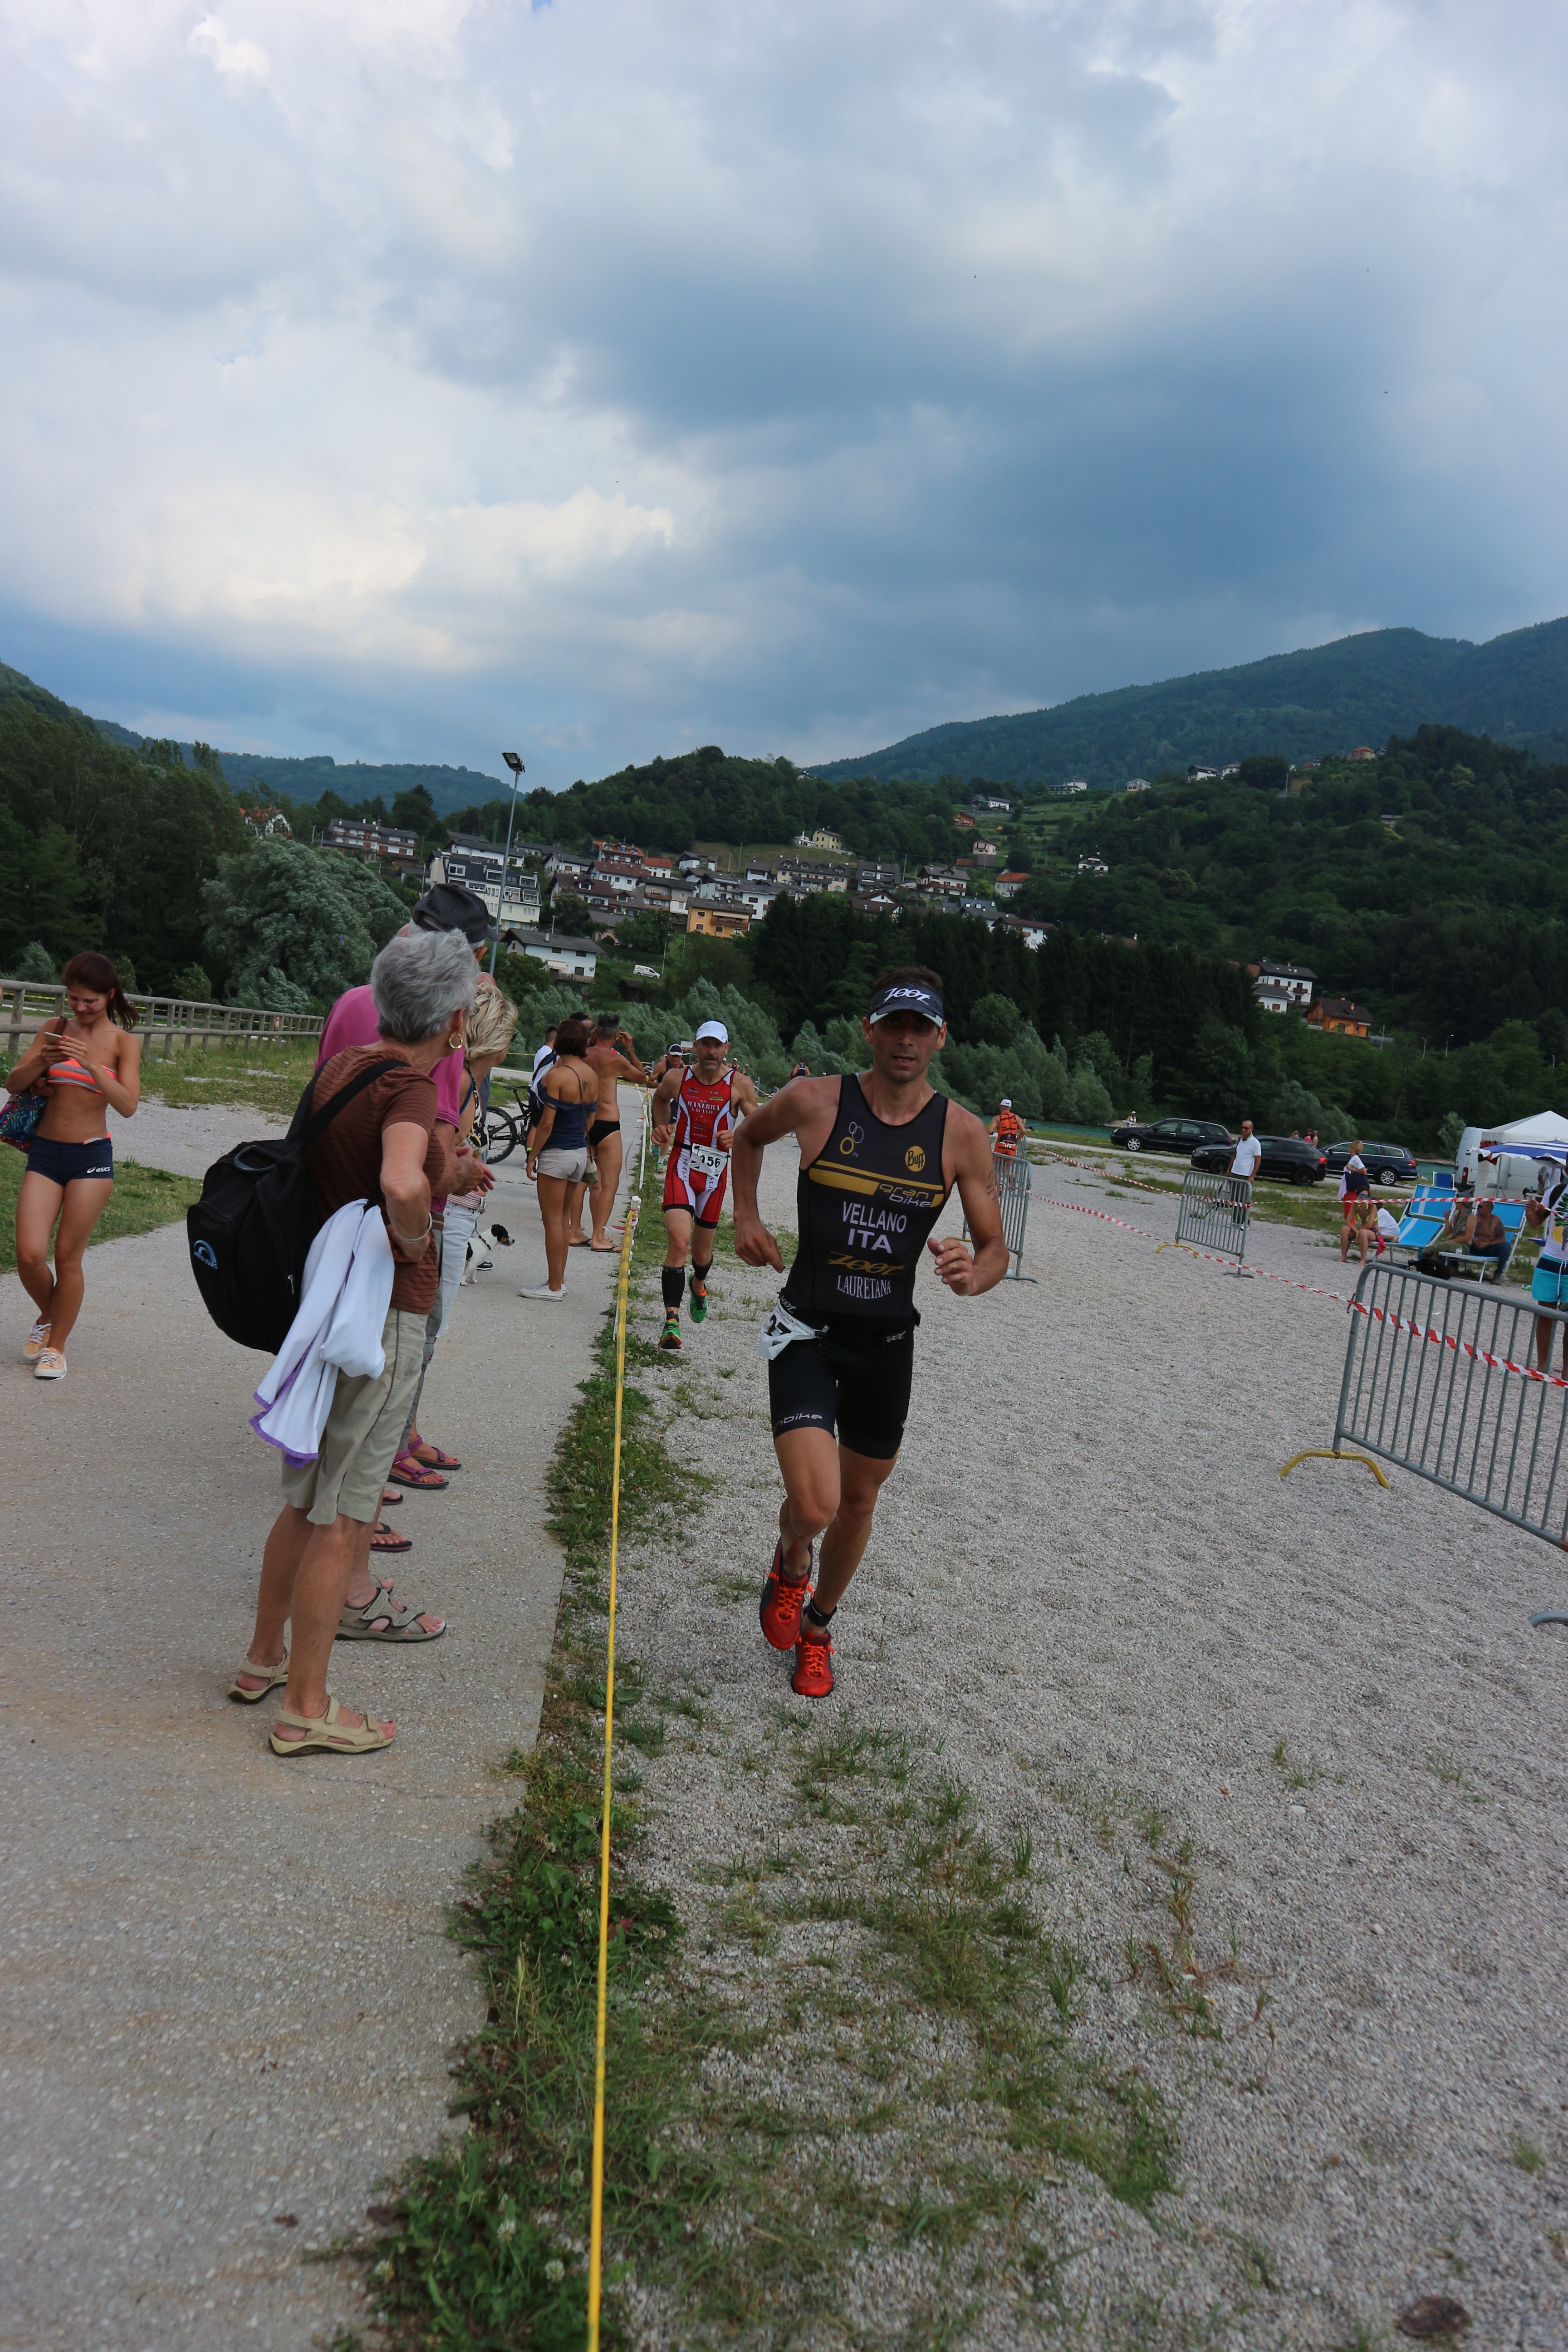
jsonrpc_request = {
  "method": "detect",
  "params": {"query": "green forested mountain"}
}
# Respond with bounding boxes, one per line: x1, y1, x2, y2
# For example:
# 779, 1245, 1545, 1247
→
502, 745, 958, 863
810, 617, 1568, 787
1017, 723, 1568, 1048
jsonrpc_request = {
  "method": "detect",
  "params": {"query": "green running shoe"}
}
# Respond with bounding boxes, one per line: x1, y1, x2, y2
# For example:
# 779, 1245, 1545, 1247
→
658, 1314, 682, 1352
689, 1274, 708, 1323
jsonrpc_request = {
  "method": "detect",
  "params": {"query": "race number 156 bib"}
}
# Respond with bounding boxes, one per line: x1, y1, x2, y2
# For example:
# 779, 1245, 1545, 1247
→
688, 1142, 727, 1179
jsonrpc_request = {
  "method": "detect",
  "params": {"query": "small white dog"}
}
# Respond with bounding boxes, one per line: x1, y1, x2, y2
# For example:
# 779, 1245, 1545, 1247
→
462, 1220, 513, 1283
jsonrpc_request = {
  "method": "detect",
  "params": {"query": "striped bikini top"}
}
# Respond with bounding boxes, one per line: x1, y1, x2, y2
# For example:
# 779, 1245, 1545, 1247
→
48, 1054, 103, 1092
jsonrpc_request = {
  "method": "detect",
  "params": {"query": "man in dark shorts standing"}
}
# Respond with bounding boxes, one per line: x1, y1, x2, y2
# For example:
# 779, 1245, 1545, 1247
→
730, 967, 1007, 1697
579, 1011, 648, 1250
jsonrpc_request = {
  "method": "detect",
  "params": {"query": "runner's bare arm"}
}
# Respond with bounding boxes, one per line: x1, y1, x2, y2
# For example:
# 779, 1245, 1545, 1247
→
652, 1067, 683, 1113
730, 1076, 838, 1269
931, 1106, 1009, 1296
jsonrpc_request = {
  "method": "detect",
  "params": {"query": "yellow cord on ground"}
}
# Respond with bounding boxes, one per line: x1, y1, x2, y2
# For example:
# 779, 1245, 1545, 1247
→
587, 1141, 642, 2352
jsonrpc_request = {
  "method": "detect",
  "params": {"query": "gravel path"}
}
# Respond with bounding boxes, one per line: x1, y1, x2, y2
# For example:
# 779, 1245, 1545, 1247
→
603, 1135, 1568, 2348
106, 1099, 291, 1177
3, 1093, 641, 2351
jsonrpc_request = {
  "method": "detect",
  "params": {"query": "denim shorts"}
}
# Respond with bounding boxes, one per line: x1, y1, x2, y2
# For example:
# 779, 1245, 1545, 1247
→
25, 1134, 113, 1185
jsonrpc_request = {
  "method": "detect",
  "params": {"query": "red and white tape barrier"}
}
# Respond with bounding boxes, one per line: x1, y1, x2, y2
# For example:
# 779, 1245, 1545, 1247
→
1037, 1183, 1565, 1389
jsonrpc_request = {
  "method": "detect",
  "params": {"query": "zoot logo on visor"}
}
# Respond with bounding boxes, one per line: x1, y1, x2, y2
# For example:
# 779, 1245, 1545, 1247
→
867, 982, 945, 1028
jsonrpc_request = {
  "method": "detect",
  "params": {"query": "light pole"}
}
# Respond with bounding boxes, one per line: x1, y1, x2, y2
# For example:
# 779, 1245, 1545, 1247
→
492, 752, 524, 973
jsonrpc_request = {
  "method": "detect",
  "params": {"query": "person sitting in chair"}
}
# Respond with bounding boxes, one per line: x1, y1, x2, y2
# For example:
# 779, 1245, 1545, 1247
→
1417, 1195, 1478, 1278
1463, 1197, 1510, 1276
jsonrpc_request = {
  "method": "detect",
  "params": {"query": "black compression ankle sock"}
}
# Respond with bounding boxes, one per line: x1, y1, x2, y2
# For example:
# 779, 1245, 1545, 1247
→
691, 1259, 711, 1288
662, 1265, 686, 1313
804, 1597, 836, 1631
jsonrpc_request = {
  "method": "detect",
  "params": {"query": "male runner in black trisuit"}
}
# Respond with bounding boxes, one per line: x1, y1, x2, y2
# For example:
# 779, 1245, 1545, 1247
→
730, 967, 1007, 1696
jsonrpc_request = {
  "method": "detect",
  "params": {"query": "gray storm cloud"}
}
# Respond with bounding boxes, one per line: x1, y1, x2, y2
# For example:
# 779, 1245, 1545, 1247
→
1, 0, 1564, 780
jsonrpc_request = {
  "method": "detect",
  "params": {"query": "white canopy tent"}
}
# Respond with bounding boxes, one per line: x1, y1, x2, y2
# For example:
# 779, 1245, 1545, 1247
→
1461, 1111, 1568, 1195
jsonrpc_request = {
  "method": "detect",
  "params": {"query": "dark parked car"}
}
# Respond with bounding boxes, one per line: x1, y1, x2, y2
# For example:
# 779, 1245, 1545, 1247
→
1322, 1139, 1420, 1186
1191, 1135, 1329, 1186
1110, 1116, 1233, 1156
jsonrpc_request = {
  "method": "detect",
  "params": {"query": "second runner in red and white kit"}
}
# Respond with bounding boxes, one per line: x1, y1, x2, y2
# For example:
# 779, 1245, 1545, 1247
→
651, 1019, 758, 1350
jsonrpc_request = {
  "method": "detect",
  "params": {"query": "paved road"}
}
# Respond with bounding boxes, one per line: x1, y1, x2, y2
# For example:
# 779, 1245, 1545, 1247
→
2, 1094, 647, 2351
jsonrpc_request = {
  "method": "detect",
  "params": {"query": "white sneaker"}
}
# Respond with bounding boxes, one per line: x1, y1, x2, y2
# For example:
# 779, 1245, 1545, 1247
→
24, 1320, 50, 1362
519, 1283, 566, 1300
33, 1348, 67, 1380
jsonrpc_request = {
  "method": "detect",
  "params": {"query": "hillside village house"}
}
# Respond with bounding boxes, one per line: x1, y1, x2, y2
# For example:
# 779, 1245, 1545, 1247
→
325, 816, 419, 873
970, 792, 1012, 814
1349, 747, 1377, 762
952, 811, 976, 830
506, 927, 597, 981
434, 836, 542, 929
794, 828, 843, 852
1077, 850, 1110, 876
857, 859, 901, 889
918, 866, 968, 898
1308, 995, 1373, 1038
1059, 780, 1088, 794
994, 870, 1029, 900
1124, 778, 1152, 794
243, 805, 292, 838
687, 902, 752, 940
1250, 957, 1315, 1010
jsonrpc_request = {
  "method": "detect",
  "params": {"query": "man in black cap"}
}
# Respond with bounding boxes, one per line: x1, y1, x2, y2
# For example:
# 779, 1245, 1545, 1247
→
408, 880, 496, 948
730, 965, 1007, 1698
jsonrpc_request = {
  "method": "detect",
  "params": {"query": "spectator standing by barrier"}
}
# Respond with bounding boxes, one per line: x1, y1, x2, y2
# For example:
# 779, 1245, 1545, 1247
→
1339, 1142, 1372, 1264
6, 951, 142, 1382
581, 1011, 648, 1252
436, 984, 516, 1343
317, 882, 492, 1490
1229, 1117, 1261, 1225
988, 1099, 1025, 1158
1526, 1167, 1568, 1373
233, 926, 478, 1750
522, 1016, 597, 1298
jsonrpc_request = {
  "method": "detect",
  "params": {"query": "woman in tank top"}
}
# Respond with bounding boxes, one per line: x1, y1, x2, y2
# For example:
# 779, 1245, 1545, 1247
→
5, 951, 142, 1381
522, 1015, 596, 1298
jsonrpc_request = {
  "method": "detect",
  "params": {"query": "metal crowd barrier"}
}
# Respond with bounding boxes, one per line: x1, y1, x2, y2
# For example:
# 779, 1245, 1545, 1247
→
1281, 1263, 1568, 1565
1, 976, 323, 1060
964, 1148, 1036, 1281
1158, 1167, 1252, 1275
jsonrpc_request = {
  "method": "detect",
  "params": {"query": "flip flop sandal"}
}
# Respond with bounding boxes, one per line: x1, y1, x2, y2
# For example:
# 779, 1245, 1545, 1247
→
270, 1695, 395, 1756
412, 1446, 462, 1471
370, 1521, 413, 1553
380, 1487, 402, 1508
387, 1451, 448, 1490
228, 1650, 289, 1704
337, 1588, 446, 1642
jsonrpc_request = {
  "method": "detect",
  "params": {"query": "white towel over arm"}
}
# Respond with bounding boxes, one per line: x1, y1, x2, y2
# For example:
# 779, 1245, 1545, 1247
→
250, 1201, 396, 1463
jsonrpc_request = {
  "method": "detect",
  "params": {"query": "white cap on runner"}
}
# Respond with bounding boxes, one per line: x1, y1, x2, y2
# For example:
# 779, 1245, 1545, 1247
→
694, 1020, 729, 1044
1001, 1098, 1012, 1107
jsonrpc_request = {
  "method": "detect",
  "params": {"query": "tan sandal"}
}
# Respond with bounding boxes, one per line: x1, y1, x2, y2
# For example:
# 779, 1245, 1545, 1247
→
270, 1695, 395, 1757
228, 1650, 289, 1704
337, 1582, 446, 1641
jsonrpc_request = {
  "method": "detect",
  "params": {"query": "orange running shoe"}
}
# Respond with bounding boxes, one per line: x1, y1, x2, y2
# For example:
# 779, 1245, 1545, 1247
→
792, 1632, 835, 1699
758, 1539, 813, 1650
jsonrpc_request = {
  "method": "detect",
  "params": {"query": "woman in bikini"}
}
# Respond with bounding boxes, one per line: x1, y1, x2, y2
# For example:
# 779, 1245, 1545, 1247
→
521, 1015, 596, 1298
6, 951, 142, 1380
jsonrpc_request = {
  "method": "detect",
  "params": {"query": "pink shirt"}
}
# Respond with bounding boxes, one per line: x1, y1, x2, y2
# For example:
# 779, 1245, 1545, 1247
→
318, 985, 463, 1208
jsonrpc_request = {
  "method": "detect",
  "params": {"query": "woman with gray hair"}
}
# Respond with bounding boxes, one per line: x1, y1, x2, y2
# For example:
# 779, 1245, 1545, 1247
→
231, 926, 484, 1755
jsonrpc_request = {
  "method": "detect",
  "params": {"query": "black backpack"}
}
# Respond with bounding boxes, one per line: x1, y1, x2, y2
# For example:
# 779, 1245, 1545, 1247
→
186, 1058, 397, 1353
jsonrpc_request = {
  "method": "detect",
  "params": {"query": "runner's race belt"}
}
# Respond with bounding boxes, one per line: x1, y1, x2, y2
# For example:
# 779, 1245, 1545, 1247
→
758, 1296, 823, 1361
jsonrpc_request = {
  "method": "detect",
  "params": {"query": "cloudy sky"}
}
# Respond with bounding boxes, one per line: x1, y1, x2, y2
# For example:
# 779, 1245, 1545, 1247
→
3, 0, 1564, 788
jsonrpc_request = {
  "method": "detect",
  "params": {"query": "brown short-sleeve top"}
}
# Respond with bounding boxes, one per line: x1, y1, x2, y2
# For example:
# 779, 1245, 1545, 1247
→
304, 1046, 455, 1315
